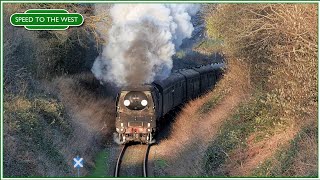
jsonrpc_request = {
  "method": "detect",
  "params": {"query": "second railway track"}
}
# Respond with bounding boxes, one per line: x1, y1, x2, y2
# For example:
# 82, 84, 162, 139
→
114, 144, 151, 177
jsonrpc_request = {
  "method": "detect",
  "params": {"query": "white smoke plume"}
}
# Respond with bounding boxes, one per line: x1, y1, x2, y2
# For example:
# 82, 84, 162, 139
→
92, 4, 200, 87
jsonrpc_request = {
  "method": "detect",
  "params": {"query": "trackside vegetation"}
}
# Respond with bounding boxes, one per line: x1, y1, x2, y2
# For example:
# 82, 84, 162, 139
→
201, 4, 317, 176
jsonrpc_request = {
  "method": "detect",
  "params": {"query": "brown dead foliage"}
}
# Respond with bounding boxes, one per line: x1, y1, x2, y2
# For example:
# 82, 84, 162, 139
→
223, 125, 299, 176
53, 73, 116, 139
153, 59, 250, 176
3, 3, 113, 176
204, 4, 317, 176
206, 4, 317, 122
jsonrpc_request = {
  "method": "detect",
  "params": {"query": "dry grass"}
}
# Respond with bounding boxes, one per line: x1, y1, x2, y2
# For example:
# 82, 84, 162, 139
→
250, 121, 318, 177
223, 125, 299, 176
206, 4, 317, 121
53, 73, 116, 137
3, 3, 113, 176
202, 4, 318, 177
4, 3, 317, 177
287, 128, 318, 176
4, 72, 116, 176
153, 59, 250, 176
49, 73, 116, 175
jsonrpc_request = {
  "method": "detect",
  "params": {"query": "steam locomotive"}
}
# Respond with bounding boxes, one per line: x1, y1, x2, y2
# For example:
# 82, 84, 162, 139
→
115, 64, 224, 144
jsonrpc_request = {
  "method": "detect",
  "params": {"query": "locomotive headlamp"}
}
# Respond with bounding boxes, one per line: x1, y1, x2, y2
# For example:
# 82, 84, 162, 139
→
123, 91, 148, 110
124, 99, 130, 106
141, 99, 148, 106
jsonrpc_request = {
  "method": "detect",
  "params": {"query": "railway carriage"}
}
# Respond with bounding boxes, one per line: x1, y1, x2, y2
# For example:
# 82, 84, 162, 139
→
115, 64, 224, 144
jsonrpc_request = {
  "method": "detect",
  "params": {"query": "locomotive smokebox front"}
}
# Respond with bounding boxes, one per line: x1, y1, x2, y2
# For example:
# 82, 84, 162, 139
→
115, 85, 157, 144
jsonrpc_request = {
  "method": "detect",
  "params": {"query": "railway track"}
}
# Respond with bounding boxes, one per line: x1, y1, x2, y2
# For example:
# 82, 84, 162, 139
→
114, 144, 151, 177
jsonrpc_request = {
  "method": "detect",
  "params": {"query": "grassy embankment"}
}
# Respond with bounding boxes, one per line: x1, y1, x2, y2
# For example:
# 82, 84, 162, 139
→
197, 4, 317, 177
3, 4, 114, 177
198, 4, 318, 177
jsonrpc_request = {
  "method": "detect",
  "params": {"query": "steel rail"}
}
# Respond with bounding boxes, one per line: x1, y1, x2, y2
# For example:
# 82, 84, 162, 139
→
143, 145, 151, 177
114, 144, 127, 177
